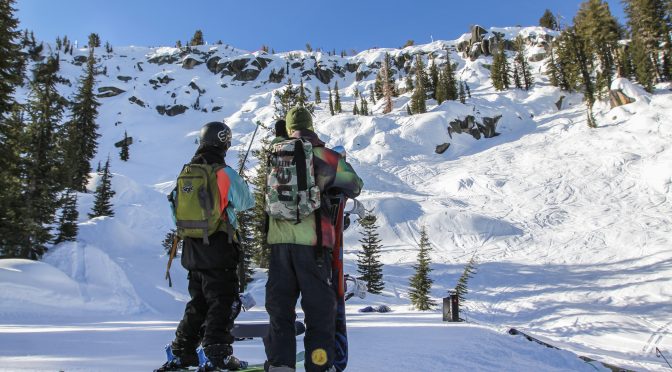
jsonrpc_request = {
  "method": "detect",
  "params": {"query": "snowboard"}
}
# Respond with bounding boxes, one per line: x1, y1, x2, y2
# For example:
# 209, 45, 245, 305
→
330, 193, 348, 371
232, 320, 305, 339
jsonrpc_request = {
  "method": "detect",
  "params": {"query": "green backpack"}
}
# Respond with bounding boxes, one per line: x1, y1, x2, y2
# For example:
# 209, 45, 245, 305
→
173, 163, 225, 244
265, 138, 321, 222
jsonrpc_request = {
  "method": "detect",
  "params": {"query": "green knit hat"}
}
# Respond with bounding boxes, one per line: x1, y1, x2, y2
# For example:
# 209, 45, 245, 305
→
285, 106, 314, 132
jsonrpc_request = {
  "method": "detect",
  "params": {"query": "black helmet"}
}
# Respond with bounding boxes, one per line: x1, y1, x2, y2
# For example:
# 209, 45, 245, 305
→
200, 121, 231, 153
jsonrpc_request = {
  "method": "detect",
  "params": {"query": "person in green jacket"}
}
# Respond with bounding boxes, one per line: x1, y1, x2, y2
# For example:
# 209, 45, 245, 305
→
264, 107, 363, 372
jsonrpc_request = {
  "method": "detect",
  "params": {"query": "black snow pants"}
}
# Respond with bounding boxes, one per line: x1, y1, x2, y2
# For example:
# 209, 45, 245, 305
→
265, 243, 337, 372
173, 232, 241, 353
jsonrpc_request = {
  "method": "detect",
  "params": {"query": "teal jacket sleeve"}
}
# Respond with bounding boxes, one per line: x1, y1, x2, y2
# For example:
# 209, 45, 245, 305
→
222, 166, 255, 229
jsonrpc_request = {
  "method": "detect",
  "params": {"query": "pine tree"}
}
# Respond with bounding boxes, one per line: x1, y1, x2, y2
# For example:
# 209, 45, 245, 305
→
443, 52, 458, 100
55, 189, 78, 244
120, 130, 130, 161
24, 56, 67, 258
250, 131, 271, 268
539, 9, 559, 30
409, 225, 435, 310
297, 78, 308, 107
545, 43, 561, 87
491, 47, 510, 91
410, 55, 427, 114
567, 27, 598, 127
0, 0, 29, 257
465, 82, 471, 98
236, 151, 256, 286
334, 81, 342, 113
623, 0, 670, 83
356, 211, 385, 294
63, 47, 100, 191
435, 72, 447, 104
454, 255, 477, 304
382, 53, 394, 114
428, 57, 439, 99
87, 33, 100, 48
273, 78, 298, 119
574, 0, 619, 95
458, 81, 466, 104
513, 36, 534, 90
314, 88, 321, 104
360, 96, 368, 116
190, 30, 204, 46
89, 157, 115, 218
369, 85, 376, 105
406, 104, 412, 115
352, 100, 359, 115
328, 86, 334, 115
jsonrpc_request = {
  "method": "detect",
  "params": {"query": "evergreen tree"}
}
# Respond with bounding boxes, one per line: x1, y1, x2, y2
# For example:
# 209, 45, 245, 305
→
334, 81, 342, 113
567, 27, 598, 127
120, 130, 130, 161
454, 255, 477, 304
428, 57, 439, 99
623, 0, 671, 83
236, 151, 256, 286
491, 47, 511, 90
356, 211, 385, 294
0, 0, 30, 257
512, 65, 523, 89
616, 45, 635, 79
409, 225, 435, 310
435, 72, 447, 104
465, 82, 471, 98
405, 74, 414, 93
410, 55, 427, 114
539, 9, 559, 30
87, 33, 100, 48
443, 52, 458, 100
369, 85, 376, 104
273, 78, 298, 119
458, 81, 467, 104
55, 189, 78, 244
250, 130, 271, 268
89, 157, 115, 218
545, 43, 561, 87
631, 39, 655, 91
24, 56, 67, 258
63, 47, 100, 191
513, 36, 534, 90
360, 96, 368, 116
352, 100, 359, 115
314, 88, 321, 104
382, 53, 394, 114
190, 30, 204, 46
574, 0, 619, 95
328, 86, 334, 115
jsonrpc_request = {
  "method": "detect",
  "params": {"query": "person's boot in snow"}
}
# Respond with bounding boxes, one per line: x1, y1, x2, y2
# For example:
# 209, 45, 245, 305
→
204, 343, 247, 370
154, 343, 198, 371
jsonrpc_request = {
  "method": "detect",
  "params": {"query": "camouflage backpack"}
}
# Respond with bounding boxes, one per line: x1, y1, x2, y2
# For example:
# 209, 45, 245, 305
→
265, 138, 321, 222
172, 163, 226, 244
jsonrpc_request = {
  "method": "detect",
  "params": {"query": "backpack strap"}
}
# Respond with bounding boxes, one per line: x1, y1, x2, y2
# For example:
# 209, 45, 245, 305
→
294, 139, 308, 224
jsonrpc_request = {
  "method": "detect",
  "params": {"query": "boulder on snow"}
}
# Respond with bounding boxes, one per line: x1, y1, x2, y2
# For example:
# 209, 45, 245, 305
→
435, 143, 451, 154
528, 52, 547, 62
234, 68, 261, 82
148, 54, 180, 65
73, 55, 88, 66
128, 96, 146, 108
268, 68, 285, 84
206, 56, 222, 74
188, 81, 205, 94
609, 90, 635, 108
182, 57, 203, 69
97, 86, 125, 98
449, 115, 501, 140
315, 67, 334, 84
156, 104, 188, 116
555, 95, 565, 110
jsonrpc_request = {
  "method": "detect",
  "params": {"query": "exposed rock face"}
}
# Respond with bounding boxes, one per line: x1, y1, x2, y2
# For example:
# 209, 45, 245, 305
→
206, 56, 222, 74
189, 81, 205, 94
182, 57, 203, 69
449, 115, 501, 140
148, 54, 180, 65
555, 96, 565, 110
314, 67, 334, 84
156, 104, 188, 116
609, 89, 635, 108
435, 143, 451, 154
234, 68, 261, 81
128, 96, 146, 107
268, 68, 285, 84
73, 55, 88, 66
117, 75, 132, 82
97, 86, 126, 98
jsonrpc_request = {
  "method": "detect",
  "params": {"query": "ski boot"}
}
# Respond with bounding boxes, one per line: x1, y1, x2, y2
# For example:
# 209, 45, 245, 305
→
154, 343, 199, 371
197, 344, 249, 371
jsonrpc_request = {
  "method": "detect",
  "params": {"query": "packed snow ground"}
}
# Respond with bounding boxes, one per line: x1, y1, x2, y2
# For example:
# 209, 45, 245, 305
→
1, 26, 671, 371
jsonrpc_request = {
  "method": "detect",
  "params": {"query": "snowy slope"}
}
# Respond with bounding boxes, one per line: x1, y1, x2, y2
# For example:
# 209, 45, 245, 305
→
1, 26, 671, 371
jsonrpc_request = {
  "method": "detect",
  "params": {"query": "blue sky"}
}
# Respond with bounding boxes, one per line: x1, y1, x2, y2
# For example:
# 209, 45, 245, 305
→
15, 0, 626, 52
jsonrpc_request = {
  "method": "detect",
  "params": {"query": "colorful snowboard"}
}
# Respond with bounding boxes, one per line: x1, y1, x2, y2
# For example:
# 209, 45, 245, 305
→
331, 194, 348, 371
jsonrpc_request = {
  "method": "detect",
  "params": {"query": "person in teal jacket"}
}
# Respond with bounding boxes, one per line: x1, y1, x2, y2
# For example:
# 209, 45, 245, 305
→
158, 121, 254, 372
265, 107, 363, 372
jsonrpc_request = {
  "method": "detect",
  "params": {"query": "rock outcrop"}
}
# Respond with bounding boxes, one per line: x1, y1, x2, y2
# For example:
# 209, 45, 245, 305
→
97, 86, 125, 98
609, 90, 635, 108
449, 115, 502, 140
156, 104, 188, 116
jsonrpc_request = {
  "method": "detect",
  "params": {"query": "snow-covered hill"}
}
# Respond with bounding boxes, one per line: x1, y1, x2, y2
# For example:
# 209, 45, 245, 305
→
2, 25, 671, 371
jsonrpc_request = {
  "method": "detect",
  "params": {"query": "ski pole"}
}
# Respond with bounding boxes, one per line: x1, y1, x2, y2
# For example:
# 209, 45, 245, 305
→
657, 347, 672, 369
238, 120, 261, 174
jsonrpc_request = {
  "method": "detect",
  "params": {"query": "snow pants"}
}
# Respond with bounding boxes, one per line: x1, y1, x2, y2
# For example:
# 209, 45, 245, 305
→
173, 269, 241, 350
265, 243, 337, 372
